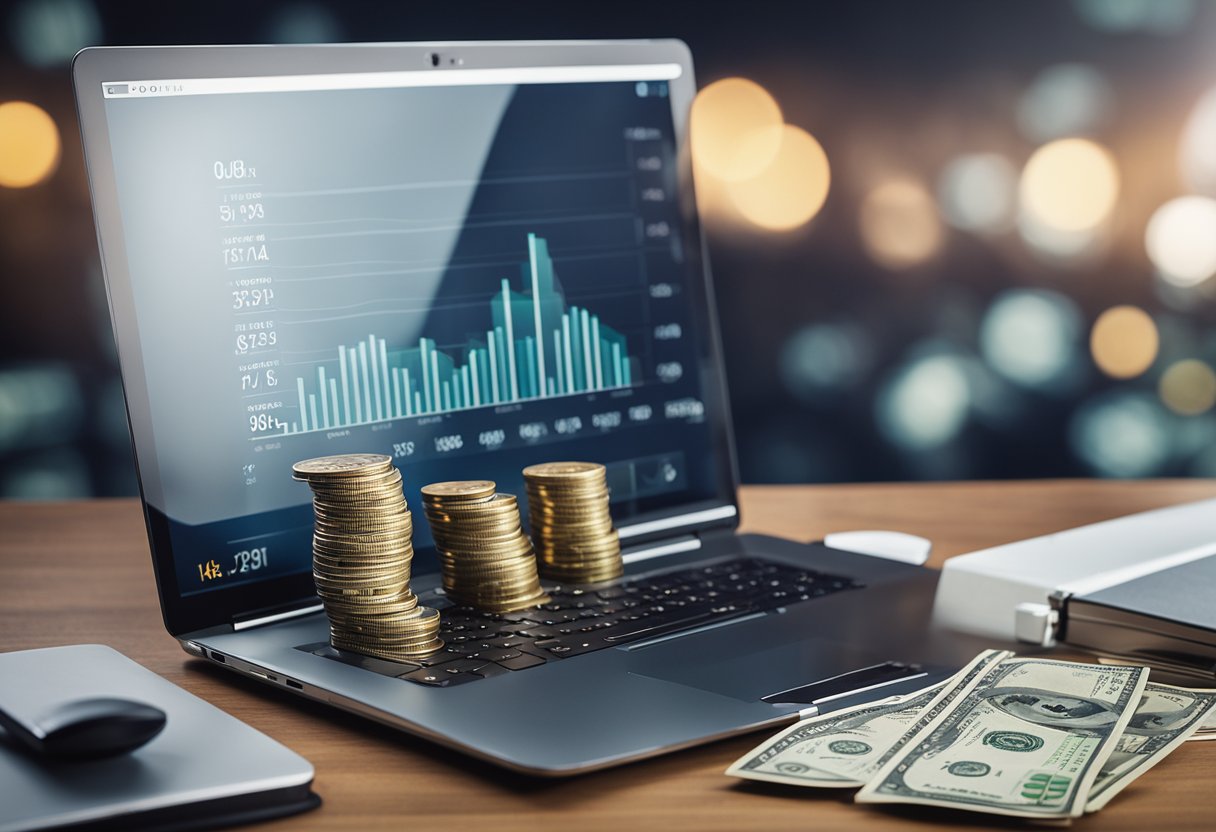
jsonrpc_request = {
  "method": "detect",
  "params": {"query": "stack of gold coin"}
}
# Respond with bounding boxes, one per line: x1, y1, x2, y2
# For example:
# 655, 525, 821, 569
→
421, 481, 549, 613
293, 453, 442, 661
523, 461, 622, 584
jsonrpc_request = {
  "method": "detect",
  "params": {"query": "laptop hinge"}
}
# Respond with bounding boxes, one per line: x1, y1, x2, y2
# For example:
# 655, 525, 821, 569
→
617, 504, 737, 541
621, 534, 701, 565
233, 601, 324, 631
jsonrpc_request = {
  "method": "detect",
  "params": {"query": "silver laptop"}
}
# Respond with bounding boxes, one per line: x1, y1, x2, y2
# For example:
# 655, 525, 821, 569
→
73, 40, 980, 775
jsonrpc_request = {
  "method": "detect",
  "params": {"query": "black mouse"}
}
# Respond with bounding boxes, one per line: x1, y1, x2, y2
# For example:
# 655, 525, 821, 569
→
0, 696, 167, 760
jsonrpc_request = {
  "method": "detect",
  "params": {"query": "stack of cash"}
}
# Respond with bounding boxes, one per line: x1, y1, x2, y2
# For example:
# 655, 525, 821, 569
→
293, 453, 442, 661
421, 480, 549, 613
523, 461, 622, 584
728, 650, 1216, 819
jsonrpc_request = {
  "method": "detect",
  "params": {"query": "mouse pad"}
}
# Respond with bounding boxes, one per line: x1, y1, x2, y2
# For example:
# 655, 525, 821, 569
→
0, 644, 317, 832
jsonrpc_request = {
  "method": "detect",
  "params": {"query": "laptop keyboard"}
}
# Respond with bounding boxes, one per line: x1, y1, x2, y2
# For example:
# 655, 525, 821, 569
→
303, 557, 863, 686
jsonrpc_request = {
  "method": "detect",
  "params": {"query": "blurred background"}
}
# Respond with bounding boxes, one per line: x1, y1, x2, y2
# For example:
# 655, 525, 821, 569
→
2, 0, 1216, 498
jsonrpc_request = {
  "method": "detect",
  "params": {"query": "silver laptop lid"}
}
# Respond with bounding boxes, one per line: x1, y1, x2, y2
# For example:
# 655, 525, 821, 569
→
73, 41, 738, 634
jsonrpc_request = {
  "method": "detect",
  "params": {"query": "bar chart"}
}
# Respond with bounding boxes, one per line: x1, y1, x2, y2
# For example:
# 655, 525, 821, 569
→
277, 233, 635, 436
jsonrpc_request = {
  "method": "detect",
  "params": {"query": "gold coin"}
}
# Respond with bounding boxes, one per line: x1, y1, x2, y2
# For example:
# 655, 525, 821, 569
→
421, 480, 497, 501
294, 453, 393, 479
522, 461, 604, 480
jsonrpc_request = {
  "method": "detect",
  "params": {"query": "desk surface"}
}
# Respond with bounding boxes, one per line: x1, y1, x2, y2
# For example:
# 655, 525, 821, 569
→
2, 480, 1214, 831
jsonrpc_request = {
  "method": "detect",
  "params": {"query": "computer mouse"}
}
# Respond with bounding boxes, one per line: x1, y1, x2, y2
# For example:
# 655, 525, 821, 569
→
824, 530, 932, 566
0, 696, 167, 760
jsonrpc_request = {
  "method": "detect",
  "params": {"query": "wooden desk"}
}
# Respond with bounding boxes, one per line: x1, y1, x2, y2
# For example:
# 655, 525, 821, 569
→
2, 481, 1214, 831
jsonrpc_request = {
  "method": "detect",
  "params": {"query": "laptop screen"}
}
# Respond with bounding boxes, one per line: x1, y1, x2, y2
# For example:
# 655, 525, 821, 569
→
90, 55, 733, 615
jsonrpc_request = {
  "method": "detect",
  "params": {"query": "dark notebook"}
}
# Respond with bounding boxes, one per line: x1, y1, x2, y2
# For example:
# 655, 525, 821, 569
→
1060, 553, 1216, 681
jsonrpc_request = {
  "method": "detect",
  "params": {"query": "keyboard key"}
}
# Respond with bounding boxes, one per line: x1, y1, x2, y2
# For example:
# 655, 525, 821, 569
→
399, 666, 478, 687
471, 661, 509, 679
476, 648, 521, 663
496, 653, 547, 671
432, 658, 490, 674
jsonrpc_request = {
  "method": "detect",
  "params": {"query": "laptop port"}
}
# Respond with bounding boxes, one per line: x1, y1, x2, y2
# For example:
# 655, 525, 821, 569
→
209, 651, 226, 663
285, 678, 303, 690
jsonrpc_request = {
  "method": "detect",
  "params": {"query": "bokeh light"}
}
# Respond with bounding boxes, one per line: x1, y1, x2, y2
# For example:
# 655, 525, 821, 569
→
727, 125, 830, 231
980, 289, 1082, 388
859, 178, 943, 268
1017, 64, 1113, 143
1159, 359, 1216, 415
0, 366, 84, 452
1072, 0, 1196, 34
1145, 196, 1216, 287
1018, 213, 1107, 263
1070, 392, 1171, 478
0, 101, 60, 188
779, 323, 871, 402
1, 450, 90, 499
1181, 85, 1216, 194
1090, 305, 1159, 379
876, 352, 970, 450
690, 78, 783, 182
937, 153, 1017, 234
1020, 138, 1119, 232
9, 0, 101, 67
266, 1, 342, 43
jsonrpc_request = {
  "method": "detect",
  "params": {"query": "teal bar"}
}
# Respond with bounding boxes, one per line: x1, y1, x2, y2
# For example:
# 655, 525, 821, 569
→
494, 326, 509, 402
403, 369, 413, 416
297, 377, 308, 432
483, 335, 498, 406
339, 345, 351, 425
580, 308, 594, 391
359, 341, 372, 422
392, 370, 402, 418
430, 349, 442, 412
309, 393, 318, 430
368, 334, 381, 421
318, 366, 329, 428
480, 348, 491, 403
592, 319, 603, 389
523, 337, 537, 398
379, 338, 390, 417
414, 390, 422, 413
569, 306, 583, 390
528, 233, 547, 398
443, 380, 452, 411
348, 346, 362, 423
470, 351, 481, 406
420, 338, 432, 413
622, 355, 632, 386
612, 343, 623, 388
502, 279, 519, 400
329, 379, 339, 425
563, 315, 576, 392
461, 365, 471, 408
553, 330, 565, 394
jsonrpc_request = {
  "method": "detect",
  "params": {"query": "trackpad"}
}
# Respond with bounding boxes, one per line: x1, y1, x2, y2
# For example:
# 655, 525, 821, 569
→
625, 624, 890, 702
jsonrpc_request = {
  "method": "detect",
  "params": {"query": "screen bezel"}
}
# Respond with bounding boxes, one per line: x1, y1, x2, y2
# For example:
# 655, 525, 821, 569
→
73, 40, 740, 636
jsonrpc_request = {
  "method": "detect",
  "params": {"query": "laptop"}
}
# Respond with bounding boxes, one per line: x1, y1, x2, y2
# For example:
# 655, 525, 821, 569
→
73, 39, 981, 775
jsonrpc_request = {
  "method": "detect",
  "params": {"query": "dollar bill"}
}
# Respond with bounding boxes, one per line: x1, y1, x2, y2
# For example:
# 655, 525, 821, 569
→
1085, 682, 1216, 811
1188, 707, 1216, 741
855, 656, 1149, 819
725, 650, 1011, 788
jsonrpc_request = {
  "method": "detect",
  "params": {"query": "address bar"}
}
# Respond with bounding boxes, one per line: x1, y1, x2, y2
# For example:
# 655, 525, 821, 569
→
102, 63, 683, 99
